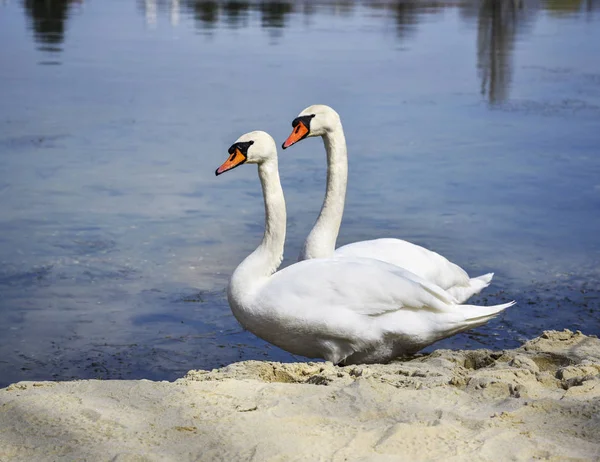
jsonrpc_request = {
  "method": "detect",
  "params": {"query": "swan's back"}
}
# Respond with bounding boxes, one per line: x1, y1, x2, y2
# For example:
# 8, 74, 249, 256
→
334, 238, 470, 293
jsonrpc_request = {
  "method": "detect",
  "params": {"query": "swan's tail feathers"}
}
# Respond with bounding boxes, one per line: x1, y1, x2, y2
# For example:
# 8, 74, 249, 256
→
459, 300, 515, 327
475, 272, 494, 286
446, 272, 495, 303
433, 300, 514, 341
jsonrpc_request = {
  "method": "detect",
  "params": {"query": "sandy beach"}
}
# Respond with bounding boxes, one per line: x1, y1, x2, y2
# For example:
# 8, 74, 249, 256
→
1, 329, 599, 461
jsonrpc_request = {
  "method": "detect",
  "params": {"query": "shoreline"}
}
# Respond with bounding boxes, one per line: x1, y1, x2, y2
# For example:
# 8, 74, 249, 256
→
1, 329, 599, 461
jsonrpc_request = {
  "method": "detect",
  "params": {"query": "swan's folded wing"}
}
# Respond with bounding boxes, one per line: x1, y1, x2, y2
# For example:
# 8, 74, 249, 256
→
267, 257, 457, 318
335, 238, 471, 291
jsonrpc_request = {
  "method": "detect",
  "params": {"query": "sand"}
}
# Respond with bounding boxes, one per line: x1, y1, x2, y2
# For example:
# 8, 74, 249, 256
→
1, 329, 599, 461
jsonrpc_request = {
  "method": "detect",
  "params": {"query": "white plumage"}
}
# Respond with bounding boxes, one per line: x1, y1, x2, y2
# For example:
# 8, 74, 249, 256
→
282, 104, 494, 303
217, 131, 514, 365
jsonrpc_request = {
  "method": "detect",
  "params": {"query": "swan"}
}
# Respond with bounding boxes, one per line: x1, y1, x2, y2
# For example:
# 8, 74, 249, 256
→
216, 130, 514, 365
282, 104, 494, 303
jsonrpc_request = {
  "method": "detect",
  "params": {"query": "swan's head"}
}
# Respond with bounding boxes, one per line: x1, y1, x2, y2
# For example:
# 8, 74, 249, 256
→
282, 104, 340, 149
215, 131, 277, 176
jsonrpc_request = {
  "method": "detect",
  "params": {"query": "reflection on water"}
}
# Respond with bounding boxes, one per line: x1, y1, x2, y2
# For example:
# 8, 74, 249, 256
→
545, 0, 596, 14
258, 2, 293, 30
141, 0, 294, 31
477, 0, 521, 103
22, 0, 600, 102
143, 0, 180, 26
370, 1, 442, 39
22, 0, 81, 50
460, 0, 536, 104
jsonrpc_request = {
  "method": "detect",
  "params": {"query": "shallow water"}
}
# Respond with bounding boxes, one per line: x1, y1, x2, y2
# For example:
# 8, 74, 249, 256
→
0, 0, 599, 387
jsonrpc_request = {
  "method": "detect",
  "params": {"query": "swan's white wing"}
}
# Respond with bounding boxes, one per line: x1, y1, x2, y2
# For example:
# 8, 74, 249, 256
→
245, 256, 512, 364
334, 238, 470, 292
265, 256, 457, 317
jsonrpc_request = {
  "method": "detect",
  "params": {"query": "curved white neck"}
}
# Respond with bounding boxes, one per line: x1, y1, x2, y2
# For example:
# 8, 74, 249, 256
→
230, 158, 286, 298
300, 121, 348, 260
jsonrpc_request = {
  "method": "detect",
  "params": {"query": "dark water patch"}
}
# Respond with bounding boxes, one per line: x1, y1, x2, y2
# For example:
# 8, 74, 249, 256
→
0, 265, 54, 288
525, 66, 600, 85
80, 265, 139, 283
0, 260, 139, 295
84, 184, 126, 197
150, 233, 222, 250
492, 98, 600, 117
180, 188, 205, 198
245, 190, 262, 199
37, 45, 62, 53
0, 134, 68, 153
524, 65, 574, 75
35, 166, 63, 180
583, 73, 600, 85
54, 238, 118, 256
244, 221, 264, 234
178, 290, 214, 303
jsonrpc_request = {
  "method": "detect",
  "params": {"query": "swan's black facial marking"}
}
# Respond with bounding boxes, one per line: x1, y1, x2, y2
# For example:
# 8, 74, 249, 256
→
216, 140, 254, 176
227, 140, 254, 156
291, 114, 315, 132
282, 114, 315, 149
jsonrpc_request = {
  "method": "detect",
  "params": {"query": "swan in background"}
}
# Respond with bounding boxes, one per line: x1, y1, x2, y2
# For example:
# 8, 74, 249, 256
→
215, 130, 514, 365
282, 104, 494, 303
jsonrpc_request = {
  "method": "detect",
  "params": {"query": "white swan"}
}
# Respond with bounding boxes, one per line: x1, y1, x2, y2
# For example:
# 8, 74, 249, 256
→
216, 130, 514, 365
282, 104, 494, 303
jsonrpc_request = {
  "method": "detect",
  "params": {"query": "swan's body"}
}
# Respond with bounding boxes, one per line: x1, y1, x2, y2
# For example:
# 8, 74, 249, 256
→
217, 131, 514, 365
282, 105, 494, 303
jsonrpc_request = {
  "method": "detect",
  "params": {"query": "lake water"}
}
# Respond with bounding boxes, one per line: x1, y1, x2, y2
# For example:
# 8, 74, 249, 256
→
0, 0, 599, 387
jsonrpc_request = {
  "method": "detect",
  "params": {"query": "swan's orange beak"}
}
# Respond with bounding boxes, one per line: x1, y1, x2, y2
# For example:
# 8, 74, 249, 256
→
215, 148, 246, 176
282, 121, 309, 149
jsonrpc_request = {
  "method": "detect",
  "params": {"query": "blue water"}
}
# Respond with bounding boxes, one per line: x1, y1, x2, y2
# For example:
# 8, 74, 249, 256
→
0, 0, 599, 387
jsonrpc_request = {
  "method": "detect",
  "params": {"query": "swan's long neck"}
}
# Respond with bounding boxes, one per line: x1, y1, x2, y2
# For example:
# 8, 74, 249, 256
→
300, 122, 348, 260
230, 158, 286, 300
